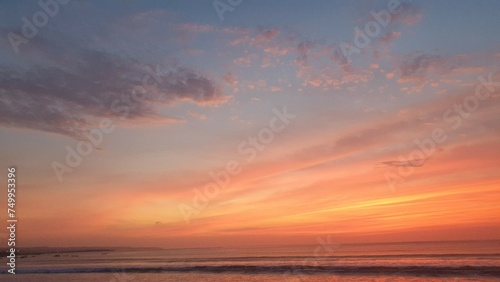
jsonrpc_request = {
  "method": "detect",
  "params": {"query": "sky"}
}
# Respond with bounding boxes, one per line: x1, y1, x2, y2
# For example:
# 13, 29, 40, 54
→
0, 0, 499, 248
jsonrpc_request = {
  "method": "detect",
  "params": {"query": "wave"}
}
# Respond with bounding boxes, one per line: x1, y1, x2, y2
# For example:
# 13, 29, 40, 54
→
151, 253, 500, 263
12, 265, 500, 277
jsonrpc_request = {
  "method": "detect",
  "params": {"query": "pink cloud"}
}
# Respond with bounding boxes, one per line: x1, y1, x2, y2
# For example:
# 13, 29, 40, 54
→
233, 55, 254, 67
230, 36, 251, 46
302, 67, 372, 89
253, 29, 279, 44
379, 31, 401, 46
270, 86, 282, 92
261, 56, 272, 68
175, 23, 214, 33
264, 46, 289, 56
187, 110, 207, 121
223, 72, 238, 86
221, 27, 252, 36
244, 79, 267, 91
229, 29, 279, 47
401, 12, 422, 25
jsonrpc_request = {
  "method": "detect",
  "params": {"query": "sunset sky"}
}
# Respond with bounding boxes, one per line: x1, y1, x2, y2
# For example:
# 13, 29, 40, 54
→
0, 0, 499, 248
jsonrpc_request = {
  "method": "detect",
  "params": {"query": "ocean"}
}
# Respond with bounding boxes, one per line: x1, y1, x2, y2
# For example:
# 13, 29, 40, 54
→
2, 241, 500, 281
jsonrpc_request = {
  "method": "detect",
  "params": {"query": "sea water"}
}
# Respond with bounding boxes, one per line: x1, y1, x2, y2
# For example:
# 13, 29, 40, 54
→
2, 240, 500, 281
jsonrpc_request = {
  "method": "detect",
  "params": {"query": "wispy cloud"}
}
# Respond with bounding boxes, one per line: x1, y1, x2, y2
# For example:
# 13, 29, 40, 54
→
379, 158, 428, 168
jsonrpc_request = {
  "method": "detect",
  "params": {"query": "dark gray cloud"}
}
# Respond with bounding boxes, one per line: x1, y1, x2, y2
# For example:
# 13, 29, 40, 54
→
0, 49, 229, 138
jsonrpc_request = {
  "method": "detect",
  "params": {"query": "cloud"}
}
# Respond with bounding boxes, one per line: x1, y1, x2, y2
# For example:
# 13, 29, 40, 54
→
253, 29, 279, 44
223, 72, 238, 86
397, 52, 449, 84
243, 79, 267, 91
233, 55, 254, 67
391, 2, 423, 26
295, 41, 313, 69
387, 51, 498, 93
270, 86, 282, 92
379, 31, 401, 46
230, 29, 279, 46
187, 110, 207, 121
379, 158, 428, 168
175, 23, 215, 33
263, 46, 289, 56
302, 67, 372, 89
0, 49, 229, 138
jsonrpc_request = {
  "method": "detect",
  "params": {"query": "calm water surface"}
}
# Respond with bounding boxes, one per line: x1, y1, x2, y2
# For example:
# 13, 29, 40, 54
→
2, 241, 499, 281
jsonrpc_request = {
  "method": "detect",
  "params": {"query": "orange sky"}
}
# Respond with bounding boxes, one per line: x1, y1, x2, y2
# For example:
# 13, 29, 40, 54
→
1, 1, 500, 248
